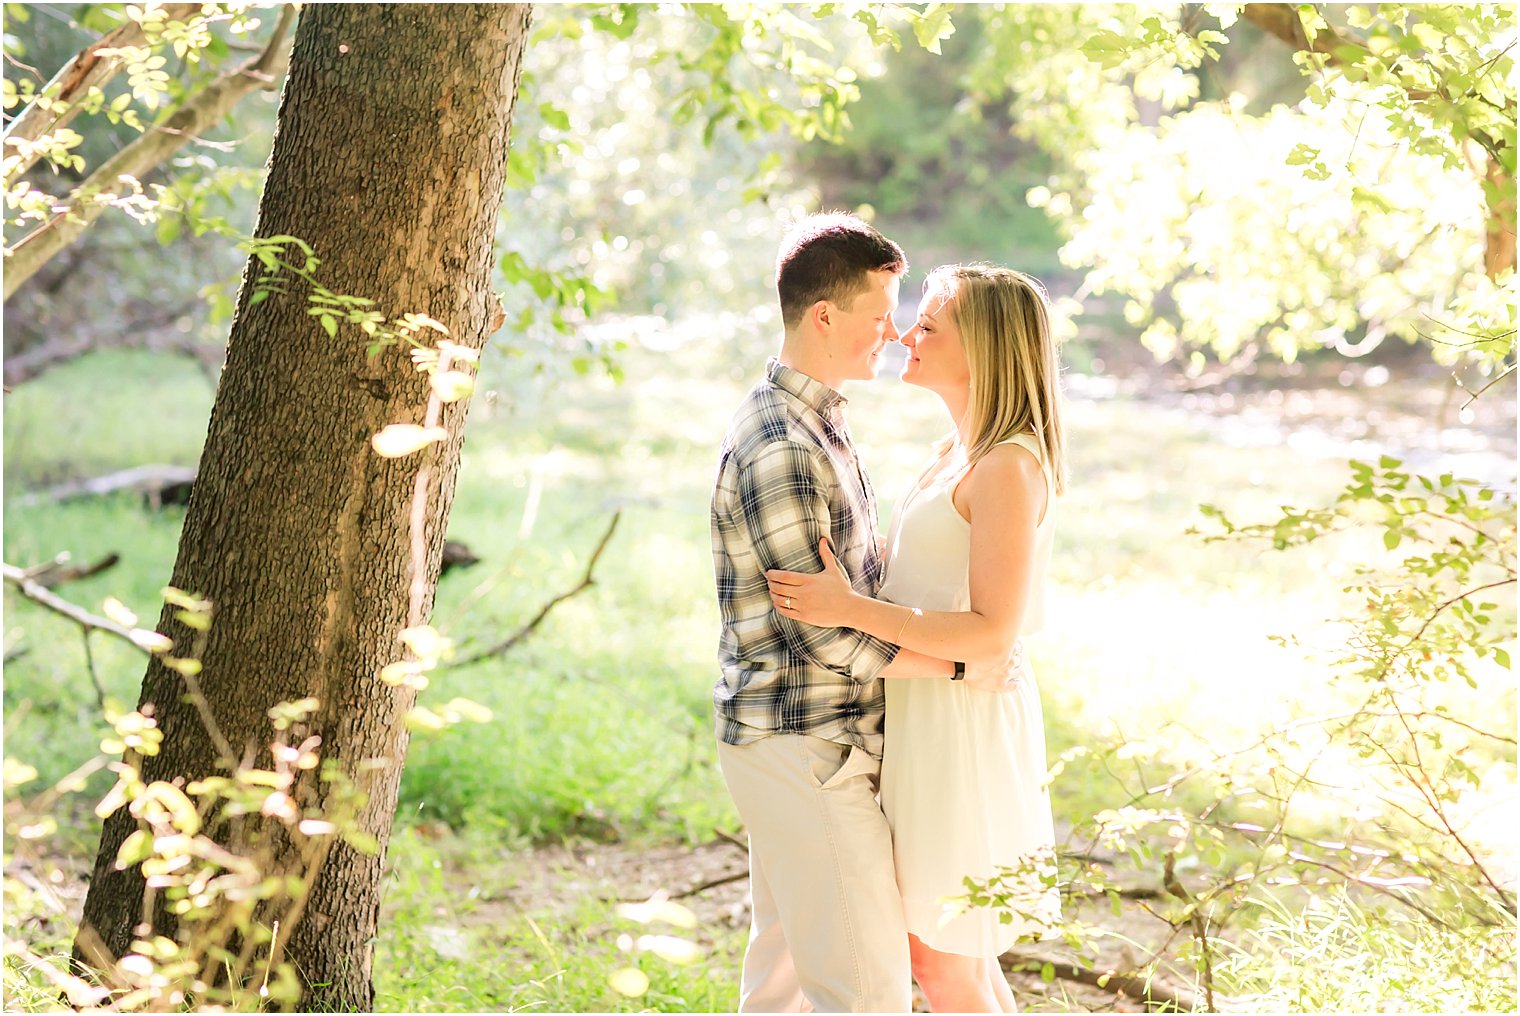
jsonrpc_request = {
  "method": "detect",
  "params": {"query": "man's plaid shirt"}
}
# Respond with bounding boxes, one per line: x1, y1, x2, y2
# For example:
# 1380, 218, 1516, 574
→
710, 359, 900, 757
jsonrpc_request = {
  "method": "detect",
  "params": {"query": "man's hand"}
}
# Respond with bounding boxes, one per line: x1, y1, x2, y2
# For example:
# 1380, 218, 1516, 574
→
962, 639, 1025, 693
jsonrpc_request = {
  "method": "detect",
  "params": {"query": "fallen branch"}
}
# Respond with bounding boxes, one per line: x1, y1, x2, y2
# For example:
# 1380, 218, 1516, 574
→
13, 465, 198, 507
455, 511, 622, 666
673, 869, 748, 900
1001, 951, 1198, 1012
614, 867, 750, 904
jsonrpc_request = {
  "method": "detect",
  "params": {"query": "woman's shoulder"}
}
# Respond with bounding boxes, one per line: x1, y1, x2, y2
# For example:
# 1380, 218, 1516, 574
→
959, 438, 1044, 502
993, 432, 1046, 461
955, 436, 1049, 522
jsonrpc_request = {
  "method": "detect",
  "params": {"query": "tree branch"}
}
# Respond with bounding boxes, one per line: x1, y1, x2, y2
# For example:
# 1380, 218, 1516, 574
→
1240, 3, 1514, 277
2, 561, 146, 652
3, 4, 298, 300
1240, 3, 1356, 62
455, 511, 623, 666
2, 3, 203, 181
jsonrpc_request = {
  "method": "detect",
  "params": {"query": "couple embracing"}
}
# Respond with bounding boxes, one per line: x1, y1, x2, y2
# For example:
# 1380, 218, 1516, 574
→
710, 212, 1066, 1013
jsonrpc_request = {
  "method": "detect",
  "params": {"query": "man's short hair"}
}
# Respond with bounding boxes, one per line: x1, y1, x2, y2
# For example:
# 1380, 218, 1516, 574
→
775, 212, 907, 330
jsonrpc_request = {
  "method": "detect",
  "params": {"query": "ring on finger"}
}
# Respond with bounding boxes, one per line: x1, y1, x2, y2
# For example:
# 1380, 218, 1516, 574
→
785, 596, 793, 609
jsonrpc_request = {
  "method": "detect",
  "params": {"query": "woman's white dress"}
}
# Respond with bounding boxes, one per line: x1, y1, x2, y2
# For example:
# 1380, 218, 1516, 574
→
878, 433, 1061, 957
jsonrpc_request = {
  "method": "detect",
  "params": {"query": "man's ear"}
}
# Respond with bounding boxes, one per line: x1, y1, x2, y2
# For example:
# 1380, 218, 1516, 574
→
810, 299, 832, 334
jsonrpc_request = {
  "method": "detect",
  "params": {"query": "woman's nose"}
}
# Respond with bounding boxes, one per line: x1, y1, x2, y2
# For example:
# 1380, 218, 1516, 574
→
899, 327, 916, 348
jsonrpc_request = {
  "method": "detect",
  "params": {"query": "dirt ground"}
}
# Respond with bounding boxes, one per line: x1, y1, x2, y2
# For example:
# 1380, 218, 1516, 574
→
429, 829, 1219, 1014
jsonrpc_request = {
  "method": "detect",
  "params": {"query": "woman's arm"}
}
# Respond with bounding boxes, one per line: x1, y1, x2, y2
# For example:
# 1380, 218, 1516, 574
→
767, 442, 1046, 668
878, 646, 956, 680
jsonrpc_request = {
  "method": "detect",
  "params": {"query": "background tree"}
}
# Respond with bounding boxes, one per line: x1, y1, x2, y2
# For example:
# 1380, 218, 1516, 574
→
72, 5, 531, 1008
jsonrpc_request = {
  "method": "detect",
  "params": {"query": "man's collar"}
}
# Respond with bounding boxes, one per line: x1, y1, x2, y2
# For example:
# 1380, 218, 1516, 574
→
766, 358, 846, 417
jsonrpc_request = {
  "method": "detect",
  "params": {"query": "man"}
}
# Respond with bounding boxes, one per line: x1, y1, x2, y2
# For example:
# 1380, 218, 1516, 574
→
710, 212, 967, 1013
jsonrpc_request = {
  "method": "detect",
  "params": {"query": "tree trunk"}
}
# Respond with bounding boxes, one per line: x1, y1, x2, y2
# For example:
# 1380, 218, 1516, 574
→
1484, 154, 1516, 278
74, 4, 532, 1009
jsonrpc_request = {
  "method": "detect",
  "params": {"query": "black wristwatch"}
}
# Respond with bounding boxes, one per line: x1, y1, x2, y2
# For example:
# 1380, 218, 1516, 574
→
951, 661, 966, 681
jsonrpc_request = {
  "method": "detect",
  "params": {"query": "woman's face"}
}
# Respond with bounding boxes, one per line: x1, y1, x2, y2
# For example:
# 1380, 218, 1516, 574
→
899, 285, 970, 394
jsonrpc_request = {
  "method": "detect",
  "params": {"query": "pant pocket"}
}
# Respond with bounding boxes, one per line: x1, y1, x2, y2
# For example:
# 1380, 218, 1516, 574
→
800, 738, 880, 791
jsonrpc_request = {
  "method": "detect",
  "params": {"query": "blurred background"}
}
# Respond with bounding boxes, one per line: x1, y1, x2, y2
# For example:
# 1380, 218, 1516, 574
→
3, 4, 1515, 1012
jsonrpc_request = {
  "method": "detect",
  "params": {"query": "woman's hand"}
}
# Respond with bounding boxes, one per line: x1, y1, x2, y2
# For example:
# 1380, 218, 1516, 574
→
963, 640, 1025, 693
766, 538, 861, 628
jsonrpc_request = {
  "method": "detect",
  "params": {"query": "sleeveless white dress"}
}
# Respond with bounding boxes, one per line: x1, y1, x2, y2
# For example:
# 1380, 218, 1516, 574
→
878, 433, 1061, 957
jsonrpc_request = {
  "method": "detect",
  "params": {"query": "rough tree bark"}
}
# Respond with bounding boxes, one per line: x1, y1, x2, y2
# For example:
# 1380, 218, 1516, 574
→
73, 4, 533, 1009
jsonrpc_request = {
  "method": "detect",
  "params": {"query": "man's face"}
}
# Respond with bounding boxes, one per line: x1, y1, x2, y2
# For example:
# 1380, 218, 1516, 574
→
827, 270, 902, 382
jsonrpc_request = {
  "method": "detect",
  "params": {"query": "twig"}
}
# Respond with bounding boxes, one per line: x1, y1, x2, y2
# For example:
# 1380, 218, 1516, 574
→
1459, 363, 1518, 411
673, 869, 749, 899
614, 867, 751, 904
1163, 851, 1215, 1012
1387, 706, 1516, 911
712, 827, 749, 852
30, 553, 122, 589
80, 630, 107, 713
1399, 578, 1517, 655
2, 561, 146, 653
455, 511, 623, 666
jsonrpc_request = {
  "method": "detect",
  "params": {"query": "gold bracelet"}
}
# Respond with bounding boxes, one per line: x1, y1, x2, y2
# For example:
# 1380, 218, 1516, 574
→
894, 606, 921, 644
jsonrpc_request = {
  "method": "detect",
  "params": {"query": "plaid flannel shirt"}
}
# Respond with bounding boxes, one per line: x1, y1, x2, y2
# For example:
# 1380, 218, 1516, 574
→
710, 359, 900, 757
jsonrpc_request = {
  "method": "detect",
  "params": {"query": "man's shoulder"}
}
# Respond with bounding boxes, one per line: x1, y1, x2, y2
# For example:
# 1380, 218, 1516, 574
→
721, 380, 821, 465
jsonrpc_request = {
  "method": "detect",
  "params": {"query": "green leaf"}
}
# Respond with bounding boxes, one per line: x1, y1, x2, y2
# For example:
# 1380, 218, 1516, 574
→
320, 314, 337, 339
1081, 30, 1130, 69
1383, 529, 1401, 551
1040, 961, 1055, 983
116, 829, 154, 869
1494, 647, 1510, 670
910, 5, 955, 55
1285, 143, 1321, 166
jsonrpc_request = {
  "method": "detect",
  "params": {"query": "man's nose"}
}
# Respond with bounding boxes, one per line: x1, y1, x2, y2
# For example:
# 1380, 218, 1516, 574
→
884, 317, 901, 342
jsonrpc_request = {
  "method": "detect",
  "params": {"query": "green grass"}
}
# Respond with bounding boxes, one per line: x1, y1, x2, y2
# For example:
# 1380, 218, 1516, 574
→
6, 341, 1510, 832
374, 828, 743, 1013
1214, 888, 1517, 1013
4, 337, 1513, 1012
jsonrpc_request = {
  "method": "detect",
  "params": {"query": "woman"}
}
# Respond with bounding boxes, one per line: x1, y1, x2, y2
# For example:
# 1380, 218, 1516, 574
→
766, 263, 1065, 1012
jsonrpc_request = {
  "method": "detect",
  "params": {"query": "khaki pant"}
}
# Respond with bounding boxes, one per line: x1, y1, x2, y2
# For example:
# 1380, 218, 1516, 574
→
718, 735, 911, 1013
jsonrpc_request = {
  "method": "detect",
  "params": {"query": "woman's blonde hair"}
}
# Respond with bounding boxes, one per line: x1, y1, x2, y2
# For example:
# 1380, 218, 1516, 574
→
927, 263, 1067, 495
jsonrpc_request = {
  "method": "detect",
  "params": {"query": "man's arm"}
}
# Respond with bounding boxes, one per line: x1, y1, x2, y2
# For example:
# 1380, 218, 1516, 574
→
735, 440, 899, 682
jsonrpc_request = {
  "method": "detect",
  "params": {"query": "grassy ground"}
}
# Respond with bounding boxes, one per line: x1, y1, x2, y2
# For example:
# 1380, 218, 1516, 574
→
4, 333, 1515, 1011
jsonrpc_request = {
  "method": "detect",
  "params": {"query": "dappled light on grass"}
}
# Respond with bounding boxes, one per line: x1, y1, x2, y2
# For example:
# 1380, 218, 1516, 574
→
5, 329, 1514, 1011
